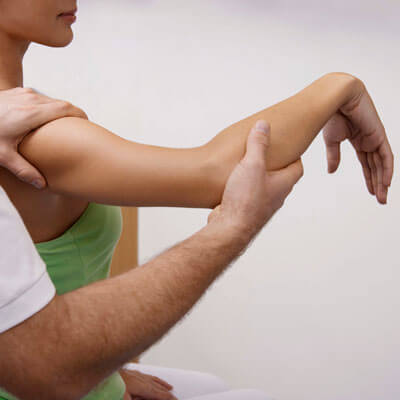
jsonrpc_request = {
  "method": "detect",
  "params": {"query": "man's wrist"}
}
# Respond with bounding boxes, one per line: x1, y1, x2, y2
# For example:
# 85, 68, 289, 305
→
201, 218, 255, 250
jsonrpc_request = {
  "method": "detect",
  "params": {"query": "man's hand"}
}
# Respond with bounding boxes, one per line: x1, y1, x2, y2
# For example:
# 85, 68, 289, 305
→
208, 120, 303, 237
120, 368, 177, 400
323, 76, 394, 204
0, 87, 87, 189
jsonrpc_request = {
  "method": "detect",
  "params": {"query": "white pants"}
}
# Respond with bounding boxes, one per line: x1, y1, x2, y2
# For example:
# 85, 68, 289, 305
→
123, 363, 273, 400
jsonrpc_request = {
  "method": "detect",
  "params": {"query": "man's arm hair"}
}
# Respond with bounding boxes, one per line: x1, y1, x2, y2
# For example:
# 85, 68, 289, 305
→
0, 221, 251, 400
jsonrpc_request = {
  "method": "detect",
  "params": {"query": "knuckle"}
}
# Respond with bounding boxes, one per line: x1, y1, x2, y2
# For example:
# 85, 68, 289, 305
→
13, 86, 26, 94
22, 87, 35, 95
23, 103, 36, 112
14, 168, 30, 182
76, 107, 88, 119
24, 92, 40, 103
57, 100, 72, 110
13, 104, 36, 116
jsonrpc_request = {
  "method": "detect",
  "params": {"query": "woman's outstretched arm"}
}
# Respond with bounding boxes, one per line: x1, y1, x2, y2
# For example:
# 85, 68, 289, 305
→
206, 72, 393, 205
19, 72, 393, 208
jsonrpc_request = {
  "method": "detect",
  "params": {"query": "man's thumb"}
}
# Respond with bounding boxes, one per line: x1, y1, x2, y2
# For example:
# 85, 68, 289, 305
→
1, 153, 46, 189
243, 120, 270, 165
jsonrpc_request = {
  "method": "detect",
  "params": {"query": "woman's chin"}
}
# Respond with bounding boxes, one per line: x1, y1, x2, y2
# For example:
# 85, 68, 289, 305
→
37, 31, 74, 48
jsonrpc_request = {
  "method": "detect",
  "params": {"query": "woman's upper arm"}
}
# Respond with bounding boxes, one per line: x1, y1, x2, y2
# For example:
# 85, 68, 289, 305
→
19, 117, 216, 208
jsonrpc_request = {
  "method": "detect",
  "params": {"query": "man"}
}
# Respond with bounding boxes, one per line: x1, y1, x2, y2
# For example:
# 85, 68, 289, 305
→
0, 88, 303, 400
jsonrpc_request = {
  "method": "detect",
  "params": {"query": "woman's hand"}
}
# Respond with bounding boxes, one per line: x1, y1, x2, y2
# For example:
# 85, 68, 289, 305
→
323, 77, 394, 204
206, 72, 393, 208
120, 368, 177, 400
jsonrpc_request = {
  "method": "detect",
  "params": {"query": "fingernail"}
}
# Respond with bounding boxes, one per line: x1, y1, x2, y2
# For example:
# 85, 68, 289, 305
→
32, 179, 44, 189
255, 120, 269, 133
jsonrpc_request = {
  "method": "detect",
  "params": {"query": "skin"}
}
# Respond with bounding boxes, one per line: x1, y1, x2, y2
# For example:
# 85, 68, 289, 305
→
0, 3, 394, 244
0, 87, 87, 188
118, 370, 174, 400
0, 120, 302, 400
0, 0, 394, 398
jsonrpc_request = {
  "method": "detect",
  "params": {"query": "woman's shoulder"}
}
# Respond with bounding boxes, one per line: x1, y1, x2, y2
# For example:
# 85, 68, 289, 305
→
0, 160, 89, 243
19, 116, 92, 178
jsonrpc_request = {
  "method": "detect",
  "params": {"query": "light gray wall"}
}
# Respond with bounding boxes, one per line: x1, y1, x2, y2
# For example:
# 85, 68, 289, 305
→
25, 1, 400, 399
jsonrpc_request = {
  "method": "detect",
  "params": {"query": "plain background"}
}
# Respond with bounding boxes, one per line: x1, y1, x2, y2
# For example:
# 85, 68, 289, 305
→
25, 1, 399, 399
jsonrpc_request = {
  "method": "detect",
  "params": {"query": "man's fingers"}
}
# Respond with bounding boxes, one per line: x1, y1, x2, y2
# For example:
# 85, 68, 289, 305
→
8, 87, 54, 105
288, 158, 304, 184
0, 152, 46, 189
272, 158, 304, 189
26, 101, 88, 131
243, 120, 270, 166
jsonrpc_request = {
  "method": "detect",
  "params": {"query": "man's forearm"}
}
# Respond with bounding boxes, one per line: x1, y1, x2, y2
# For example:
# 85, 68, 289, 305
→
0, 221, 251, 400
204, 72, 362, 207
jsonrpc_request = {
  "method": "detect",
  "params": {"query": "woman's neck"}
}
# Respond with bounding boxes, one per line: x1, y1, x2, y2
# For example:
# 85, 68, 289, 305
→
0, 32, 29, 90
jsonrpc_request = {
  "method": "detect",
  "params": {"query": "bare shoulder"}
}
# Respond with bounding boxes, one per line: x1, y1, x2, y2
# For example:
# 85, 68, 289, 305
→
19, 116, 116, 176
20, 117, 94, 160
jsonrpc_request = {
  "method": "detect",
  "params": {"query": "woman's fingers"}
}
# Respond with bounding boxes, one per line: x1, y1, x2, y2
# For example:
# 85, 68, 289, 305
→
153, 381, 174, 393
373, 151, 387, 204
325, 141, 341, 173
367, 152, 377, 198
323, 113, 349, 173
151, 375, 174, 390
378, 139, 394, 187
373, 151, 383, 199
356, 151, 374, 196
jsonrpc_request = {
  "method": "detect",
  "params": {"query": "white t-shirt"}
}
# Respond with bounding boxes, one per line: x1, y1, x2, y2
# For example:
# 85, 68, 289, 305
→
0, 185, 56, 334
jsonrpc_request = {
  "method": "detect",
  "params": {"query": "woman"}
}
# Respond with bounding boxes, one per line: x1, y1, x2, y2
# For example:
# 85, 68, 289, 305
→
0, 1, 393, 400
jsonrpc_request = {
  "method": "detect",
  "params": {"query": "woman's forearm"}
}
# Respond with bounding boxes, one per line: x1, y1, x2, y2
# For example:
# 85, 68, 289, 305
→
204, 72, 363, 207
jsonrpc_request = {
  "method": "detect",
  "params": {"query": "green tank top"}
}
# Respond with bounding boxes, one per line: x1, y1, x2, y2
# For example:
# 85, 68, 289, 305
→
0, 202, 126, 400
